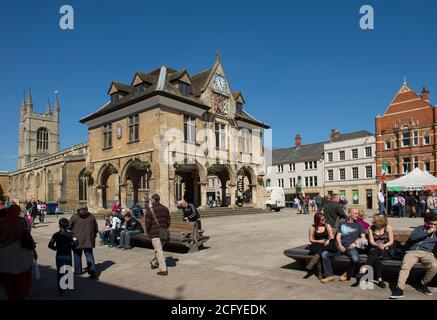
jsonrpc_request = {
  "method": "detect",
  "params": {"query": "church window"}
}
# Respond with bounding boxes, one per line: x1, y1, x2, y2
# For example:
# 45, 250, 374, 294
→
37, 128, 49, 152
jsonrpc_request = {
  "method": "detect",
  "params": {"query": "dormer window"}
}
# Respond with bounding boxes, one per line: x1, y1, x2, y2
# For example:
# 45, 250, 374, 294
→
135, 84, 144, 96
111, 93, 119, 104
178, 82, 191, 96
236, 102, 243, 113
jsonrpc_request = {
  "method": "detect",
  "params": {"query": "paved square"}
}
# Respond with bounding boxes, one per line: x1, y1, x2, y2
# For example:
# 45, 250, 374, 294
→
1, 209, 435, 300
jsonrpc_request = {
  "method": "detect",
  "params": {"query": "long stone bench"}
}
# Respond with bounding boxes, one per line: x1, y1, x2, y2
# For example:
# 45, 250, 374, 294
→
283, 230, 431, 271
131, 219, 210, 253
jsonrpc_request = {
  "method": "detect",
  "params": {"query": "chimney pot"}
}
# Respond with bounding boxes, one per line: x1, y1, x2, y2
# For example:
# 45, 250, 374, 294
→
295, 134, 302, 148
422, 87, 430, 102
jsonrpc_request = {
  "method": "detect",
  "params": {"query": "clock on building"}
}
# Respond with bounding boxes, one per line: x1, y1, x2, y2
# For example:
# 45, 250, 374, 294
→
214, 74, 227, 94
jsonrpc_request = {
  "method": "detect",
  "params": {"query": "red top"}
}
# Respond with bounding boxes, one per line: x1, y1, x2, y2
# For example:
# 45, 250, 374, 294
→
357, 218, 370, 230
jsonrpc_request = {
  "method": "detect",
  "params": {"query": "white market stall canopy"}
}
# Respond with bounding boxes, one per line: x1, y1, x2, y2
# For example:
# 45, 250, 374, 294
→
386, 168, 437, 192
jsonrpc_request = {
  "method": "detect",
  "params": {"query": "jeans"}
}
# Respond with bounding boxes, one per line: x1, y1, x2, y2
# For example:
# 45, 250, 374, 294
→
99, 231, 110, 244
38, 213, 45, 223
399, 206, 405, 218
378, 202, 385, 214
321, 250, 337, 277
56, 255, 72, 294
73, 248, 96, 275
321, 248, 360, 277
119, 230, 142, 248
109, 228, 121, 245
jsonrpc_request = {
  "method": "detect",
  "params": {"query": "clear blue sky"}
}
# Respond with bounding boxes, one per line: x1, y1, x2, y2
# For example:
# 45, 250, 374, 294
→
1, 0, 436, 172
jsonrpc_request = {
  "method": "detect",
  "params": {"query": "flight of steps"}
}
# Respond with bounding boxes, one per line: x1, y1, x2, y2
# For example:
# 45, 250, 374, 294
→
171, 206, 270, 219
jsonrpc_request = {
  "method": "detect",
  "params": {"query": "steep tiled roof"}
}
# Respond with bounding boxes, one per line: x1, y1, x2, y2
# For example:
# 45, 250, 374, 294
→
80, 63, 269, 130
272, 142, 325, 165
329, 130, 373, 143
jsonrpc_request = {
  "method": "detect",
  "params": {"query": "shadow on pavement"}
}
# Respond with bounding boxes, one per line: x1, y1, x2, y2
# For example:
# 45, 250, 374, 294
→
25, 264, 164, 300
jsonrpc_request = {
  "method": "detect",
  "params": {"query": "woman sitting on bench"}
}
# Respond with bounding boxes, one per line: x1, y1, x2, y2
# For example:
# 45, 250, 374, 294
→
358, 214, 394, 289
306, 212, 335, 279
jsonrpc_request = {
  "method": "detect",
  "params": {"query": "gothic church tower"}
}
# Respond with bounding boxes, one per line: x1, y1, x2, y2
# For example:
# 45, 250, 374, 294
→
18, 90, 60, 169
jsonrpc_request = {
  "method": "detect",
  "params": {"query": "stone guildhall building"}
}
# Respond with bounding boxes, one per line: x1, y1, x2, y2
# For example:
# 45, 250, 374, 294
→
8, 54, 270, 213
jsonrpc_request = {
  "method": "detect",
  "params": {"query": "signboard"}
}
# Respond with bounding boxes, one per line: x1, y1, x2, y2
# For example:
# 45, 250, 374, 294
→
352, 190, 359, 205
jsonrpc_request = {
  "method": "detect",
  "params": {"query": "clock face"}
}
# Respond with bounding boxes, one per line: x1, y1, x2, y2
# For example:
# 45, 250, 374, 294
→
214, 74, 227, 94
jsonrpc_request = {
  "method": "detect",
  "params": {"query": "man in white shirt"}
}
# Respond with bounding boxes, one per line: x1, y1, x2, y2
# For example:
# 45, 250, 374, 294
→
377, 189, 385, 214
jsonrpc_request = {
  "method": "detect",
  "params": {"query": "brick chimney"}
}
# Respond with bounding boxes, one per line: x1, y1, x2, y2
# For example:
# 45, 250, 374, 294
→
295, 134, 302, 149
421, 87, 430, 103
330, 129, 341, 141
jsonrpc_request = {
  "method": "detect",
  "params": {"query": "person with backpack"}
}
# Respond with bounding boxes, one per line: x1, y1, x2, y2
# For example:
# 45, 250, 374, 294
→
48, 218, 78, 296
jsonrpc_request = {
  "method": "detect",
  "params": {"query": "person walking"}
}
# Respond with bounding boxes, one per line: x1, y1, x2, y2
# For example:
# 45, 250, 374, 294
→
48, 218, 78, 296
40, 202, 47, 224
55, 204, 60, 219
0, 204, 36, 300
30, 198, 38, 227
144, 194, 170, 276
68, 205, 99, 279
323, 194, 348, 228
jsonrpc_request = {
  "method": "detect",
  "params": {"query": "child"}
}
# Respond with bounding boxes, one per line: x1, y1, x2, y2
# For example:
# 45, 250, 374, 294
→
48, 218, 78, 296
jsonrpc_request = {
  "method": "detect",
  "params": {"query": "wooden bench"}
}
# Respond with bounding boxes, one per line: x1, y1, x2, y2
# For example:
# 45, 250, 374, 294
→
131, 219, 210, 253
283, 230, 430, 271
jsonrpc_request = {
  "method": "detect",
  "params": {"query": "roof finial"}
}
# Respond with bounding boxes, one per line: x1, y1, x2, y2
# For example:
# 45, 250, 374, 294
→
45, 98, 52, 114
26, 87, 33, 106
54, 90, 60, 110
215, 50, 221, 62
403, 76, 407, 85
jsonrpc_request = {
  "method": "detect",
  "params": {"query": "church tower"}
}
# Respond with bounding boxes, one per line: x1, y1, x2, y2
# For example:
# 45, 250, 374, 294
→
17, 90, 61, 169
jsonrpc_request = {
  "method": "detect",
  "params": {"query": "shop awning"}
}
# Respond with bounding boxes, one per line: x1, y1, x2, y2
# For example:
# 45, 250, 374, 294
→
386, 168, 437, 192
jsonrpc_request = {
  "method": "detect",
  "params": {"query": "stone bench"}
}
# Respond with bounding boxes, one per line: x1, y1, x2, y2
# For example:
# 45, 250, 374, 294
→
283, 230, 431, 271
131, 219, 210, 253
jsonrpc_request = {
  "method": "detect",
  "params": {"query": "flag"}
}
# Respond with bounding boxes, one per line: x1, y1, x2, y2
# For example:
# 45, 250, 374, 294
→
381, 161, 387, 183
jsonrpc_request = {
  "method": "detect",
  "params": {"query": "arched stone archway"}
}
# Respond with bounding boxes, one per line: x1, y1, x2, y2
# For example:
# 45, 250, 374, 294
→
206, 163, 235, 207
122, 159, 151, 207
174, 161, 206, 208
236, 166, 256, 206
99, 164, 119, 209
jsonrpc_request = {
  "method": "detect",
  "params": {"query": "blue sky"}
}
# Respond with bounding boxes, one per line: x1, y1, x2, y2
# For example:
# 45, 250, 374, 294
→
1, 0, 436, 172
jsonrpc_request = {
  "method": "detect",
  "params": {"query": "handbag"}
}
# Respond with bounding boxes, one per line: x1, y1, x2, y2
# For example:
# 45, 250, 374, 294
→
150, 207, 170, 244
21, 219, 36, 250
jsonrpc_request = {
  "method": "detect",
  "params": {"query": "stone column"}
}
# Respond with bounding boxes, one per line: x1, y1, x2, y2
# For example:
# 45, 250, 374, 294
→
119, 183, 127, 208
200, 182, 207, 209
229, 184, 237, 208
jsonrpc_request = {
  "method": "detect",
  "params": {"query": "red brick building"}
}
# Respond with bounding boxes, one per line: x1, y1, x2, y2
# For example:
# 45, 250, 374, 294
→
376, 80, 436, 184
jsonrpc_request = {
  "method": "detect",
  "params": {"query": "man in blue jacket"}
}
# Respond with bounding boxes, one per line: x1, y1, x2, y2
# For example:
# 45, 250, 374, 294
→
390, 213, 437, 299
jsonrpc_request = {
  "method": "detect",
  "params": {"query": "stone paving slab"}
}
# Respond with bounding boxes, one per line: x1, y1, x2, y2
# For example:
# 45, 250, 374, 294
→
1, 208, 435, 300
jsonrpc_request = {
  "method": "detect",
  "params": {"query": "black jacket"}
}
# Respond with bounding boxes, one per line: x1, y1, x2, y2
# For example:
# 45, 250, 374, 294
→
48, 229, 78, 256
182, 203, 201, 222
125, 217, 144, 233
